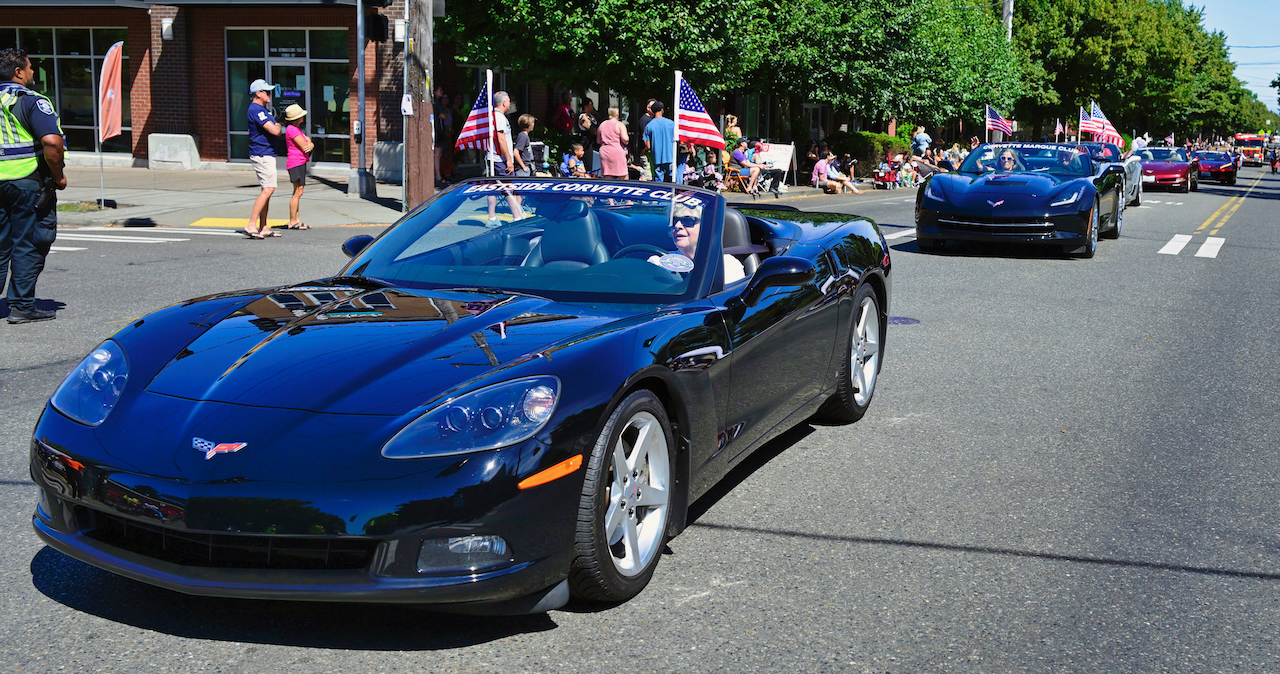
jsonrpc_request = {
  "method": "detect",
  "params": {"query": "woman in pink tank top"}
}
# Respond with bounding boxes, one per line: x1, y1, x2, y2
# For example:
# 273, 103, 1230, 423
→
283, 104, 313, 229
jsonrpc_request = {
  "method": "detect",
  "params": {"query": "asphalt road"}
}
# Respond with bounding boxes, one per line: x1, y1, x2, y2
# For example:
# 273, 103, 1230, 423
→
2, 169, 1278, 672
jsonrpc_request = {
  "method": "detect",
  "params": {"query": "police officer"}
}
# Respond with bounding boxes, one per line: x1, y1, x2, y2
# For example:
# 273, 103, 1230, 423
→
0, 47, 66, 324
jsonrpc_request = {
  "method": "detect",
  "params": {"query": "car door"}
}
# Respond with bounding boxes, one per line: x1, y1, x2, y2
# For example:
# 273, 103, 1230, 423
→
705, 247, 840, 472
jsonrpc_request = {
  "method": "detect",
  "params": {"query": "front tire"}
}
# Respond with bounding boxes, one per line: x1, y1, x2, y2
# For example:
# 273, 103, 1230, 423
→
1074, 201, 1099, 258
816, 283, 882, 424
569, 390, 674, 603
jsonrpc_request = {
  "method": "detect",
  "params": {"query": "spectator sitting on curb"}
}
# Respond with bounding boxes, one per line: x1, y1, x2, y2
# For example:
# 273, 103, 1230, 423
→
823, 151, 861, 194
728, 138, 761, 193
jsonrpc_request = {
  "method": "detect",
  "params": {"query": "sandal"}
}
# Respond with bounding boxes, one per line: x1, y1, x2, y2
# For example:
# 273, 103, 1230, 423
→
262, 229, 282, 237
285, 222, 311, 230
241, 228, 266, 239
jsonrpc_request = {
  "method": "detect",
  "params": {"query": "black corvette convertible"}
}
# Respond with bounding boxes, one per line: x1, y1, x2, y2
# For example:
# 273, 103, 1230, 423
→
31, 179, 891, 613
915, 142, 1127, 257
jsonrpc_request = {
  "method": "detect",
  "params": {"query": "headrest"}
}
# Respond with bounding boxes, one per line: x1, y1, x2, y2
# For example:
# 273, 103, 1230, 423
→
559, 200, 589, 219
723, 208, 750, 248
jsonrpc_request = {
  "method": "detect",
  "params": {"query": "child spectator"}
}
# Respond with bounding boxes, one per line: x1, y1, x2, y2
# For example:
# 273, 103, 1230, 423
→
565, 143, 591, 178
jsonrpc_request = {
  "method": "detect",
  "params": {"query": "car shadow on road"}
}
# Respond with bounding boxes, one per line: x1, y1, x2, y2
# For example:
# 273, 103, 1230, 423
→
29, 547, 557, 649
686, 423, 816, 525
891, 239, 1081, 259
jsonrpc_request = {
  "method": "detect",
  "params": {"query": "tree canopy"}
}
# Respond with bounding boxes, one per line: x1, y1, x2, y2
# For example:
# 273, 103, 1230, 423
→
440, 0, 1269, 141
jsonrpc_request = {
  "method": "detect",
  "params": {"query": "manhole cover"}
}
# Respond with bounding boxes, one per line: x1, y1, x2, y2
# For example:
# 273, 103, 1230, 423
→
888, 317, 919, 325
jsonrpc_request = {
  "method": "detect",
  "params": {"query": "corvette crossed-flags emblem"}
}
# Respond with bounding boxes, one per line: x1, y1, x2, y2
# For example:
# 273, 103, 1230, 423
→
192, 437, 247, 460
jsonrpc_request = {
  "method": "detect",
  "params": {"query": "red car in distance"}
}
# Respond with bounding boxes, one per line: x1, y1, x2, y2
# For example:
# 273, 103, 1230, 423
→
1136, 146, 1199, 193
1192, 150, 1238, 186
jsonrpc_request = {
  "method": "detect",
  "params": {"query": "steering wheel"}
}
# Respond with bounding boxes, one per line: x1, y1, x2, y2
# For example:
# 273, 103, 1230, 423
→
611, 244, 670, 260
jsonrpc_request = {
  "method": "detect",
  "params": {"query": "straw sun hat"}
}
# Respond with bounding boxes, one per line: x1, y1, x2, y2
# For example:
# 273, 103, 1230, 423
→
284, 104, 307, 121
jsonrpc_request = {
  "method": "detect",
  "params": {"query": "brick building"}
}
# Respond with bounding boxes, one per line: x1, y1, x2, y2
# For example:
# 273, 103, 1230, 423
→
0, 0, 410, 178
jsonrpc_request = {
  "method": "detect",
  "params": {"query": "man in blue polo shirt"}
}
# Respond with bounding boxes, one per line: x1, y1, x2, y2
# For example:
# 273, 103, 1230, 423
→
643, 101, 675, 183
245, 78, 282, 238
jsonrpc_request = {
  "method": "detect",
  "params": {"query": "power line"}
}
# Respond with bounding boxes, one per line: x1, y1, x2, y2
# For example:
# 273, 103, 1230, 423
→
1228, 45, 1280, 49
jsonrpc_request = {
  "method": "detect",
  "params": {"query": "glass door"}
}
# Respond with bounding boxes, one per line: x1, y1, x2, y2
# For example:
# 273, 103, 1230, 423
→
270, 62, 307, 158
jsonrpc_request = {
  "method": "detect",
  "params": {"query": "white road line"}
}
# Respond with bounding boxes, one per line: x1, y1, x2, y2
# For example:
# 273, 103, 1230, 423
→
1194, 237, 1225, 258
74, 226, 242, 237
57, 234, 190, 244
49, 246, 88, 252
1148, 200, 1162, 203
1157, 234, 1193, 255
1137, 206, 1152, 209
883, 229, 917, 240
1173, 202, 1184, 205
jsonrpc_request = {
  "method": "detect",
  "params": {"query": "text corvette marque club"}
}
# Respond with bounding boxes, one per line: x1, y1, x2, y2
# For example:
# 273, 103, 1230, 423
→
29, 179, 892, 613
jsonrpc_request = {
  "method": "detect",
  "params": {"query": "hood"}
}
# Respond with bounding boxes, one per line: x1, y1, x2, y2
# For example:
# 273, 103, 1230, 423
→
1198, 160, 1232, 169
144, 284, 630, 416
1140, 160, 1190, 173
931, 172, 1081, 213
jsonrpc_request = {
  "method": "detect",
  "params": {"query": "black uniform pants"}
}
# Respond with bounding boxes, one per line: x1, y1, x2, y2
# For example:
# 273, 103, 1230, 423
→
0, 179, 54, 314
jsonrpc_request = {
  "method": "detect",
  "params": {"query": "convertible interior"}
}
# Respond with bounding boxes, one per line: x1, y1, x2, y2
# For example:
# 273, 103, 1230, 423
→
380, 196, 793, 296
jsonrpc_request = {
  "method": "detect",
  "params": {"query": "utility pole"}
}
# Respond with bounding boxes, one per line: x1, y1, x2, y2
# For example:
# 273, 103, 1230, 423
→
404, 0, 436, 209
350, 0, 377, 197
1003, 0, 1013, 41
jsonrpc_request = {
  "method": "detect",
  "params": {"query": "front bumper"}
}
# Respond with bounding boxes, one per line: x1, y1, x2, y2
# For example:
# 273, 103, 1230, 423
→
915, 206, 1090, 247
1198, 168, 1235, 181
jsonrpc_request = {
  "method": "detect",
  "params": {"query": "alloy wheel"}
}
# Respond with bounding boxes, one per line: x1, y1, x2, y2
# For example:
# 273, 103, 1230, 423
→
851, 295, 881, 406
603, 411, 670, 577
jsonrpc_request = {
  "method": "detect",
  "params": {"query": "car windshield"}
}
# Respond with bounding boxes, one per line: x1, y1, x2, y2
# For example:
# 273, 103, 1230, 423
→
1194, 151, 1231, 161
342, 180, 719, 304
1137, 148, 1188, 161
958, 143, 1091, 177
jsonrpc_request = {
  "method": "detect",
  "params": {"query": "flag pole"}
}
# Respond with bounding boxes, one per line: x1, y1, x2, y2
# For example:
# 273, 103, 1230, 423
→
672, 70, 682, 185
486, 69, 494, 178
96, 59, 104, 210
984, 106, 989, 144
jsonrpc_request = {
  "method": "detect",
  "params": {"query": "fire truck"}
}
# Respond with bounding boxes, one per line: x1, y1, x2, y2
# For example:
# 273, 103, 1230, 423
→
1233, 133, 1266, 166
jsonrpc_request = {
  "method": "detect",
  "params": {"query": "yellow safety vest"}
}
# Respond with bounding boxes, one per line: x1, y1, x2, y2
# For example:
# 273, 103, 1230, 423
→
0, 86, 52, 181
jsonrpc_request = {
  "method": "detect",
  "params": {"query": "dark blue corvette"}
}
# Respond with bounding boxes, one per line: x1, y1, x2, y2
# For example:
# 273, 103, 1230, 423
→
915, 142, 1127, 257
31, 179, 891, 613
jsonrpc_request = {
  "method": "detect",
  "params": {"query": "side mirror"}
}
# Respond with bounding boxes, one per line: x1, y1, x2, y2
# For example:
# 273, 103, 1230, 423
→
342, 235, 375, 258
1102, 164, 1126, 176
736, 256, 817, 308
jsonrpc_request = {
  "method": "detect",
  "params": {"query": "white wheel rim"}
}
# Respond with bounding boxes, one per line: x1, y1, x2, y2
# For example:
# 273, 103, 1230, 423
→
603, 411, 670, 577
851, 296, 881, 407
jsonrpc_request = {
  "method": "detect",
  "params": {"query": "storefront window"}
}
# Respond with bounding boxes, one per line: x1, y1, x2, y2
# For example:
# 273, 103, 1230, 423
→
2, 27, 132, 153
227, 28, 348, 164
268, 30, 306, 58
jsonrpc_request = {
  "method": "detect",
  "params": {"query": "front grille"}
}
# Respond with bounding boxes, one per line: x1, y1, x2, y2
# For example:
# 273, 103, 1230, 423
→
937, 216, 1054, 236
79, 507, 378, 570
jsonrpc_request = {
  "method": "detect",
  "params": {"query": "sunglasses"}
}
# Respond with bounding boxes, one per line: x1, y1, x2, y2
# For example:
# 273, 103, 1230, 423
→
673, 216, 701, 228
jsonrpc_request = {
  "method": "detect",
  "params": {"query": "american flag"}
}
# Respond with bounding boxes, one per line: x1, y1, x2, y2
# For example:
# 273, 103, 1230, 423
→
1079, 106, 1099, 135
985, 105, 1012, 135
1164, 132, 1175, 145
1054, 119, 1064, 136
677, 79, 726, 149
1090, 101, 1123, 147
454, 82, 491, 151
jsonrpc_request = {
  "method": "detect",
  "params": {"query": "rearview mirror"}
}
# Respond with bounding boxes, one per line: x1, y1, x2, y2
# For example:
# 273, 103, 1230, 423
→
736, 256, 817, 308
342, 235, 375, 258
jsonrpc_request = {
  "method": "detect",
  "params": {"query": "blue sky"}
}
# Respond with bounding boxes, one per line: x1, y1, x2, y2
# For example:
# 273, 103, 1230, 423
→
1198, 0, 1280, 112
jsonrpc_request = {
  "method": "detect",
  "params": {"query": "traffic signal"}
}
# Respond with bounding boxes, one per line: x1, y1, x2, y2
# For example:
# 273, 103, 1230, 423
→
365, 13, 389, 42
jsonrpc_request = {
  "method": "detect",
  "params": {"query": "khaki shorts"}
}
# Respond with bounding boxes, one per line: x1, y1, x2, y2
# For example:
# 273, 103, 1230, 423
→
250, 155, 278, 188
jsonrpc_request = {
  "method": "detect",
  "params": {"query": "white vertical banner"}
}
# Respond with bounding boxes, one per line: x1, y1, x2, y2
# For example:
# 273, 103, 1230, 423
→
672, 70, 682, 185
486, 69, 494, 178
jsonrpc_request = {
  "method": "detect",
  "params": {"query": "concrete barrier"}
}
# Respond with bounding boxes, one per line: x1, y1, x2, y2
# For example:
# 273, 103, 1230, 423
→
147, 133, 201, 171
374, 141, 403, 182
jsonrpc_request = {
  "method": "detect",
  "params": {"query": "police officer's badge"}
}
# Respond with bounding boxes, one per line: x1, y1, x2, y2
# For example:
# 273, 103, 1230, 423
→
37, 99, 54, 115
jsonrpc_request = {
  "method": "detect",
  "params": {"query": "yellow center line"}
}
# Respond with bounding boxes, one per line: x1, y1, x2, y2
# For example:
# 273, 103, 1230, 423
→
1195, 197, 1236, 232
1208, 174, 1264, 235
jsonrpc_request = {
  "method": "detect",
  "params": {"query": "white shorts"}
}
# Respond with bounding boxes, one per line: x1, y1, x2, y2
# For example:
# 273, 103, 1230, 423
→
250, 155, 278, 188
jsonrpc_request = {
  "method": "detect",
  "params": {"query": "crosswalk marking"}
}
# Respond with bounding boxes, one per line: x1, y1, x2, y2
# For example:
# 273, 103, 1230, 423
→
49, 246, 88, 252
1147, 200, 1161, 203
57, 233, 190, 244
1158, 234, 1192, 255
884, 229, 916, 240
74, 226, 242, 237
1194, 237, 1225, 258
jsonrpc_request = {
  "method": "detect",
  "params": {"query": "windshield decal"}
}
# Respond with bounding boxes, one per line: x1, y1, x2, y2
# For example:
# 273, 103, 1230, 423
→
460, 182, 709, 206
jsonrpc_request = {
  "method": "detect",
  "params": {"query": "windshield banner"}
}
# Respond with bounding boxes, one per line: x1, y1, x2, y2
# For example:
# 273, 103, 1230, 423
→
460, 181, 709, 206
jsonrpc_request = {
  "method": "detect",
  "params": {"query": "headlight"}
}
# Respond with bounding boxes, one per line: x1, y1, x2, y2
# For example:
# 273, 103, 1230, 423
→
382, 376, 560, 459
1050, 187, 1085, 207
924, 181, 944, 202
51, 340, 130, 426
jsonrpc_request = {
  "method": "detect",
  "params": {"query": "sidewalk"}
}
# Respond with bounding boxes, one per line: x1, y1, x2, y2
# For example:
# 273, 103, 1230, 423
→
56, 166, 405, 228
55, 167, 892, 228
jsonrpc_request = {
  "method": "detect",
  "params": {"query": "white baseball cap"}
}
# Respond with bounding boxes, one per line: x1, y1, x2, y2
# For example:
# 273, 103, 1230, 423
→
249, 79, 274, 94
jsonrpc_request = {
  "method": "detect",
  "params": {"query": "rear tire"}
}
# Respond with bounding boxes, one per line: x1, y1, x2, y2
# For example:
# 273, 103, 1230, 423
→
1129, 183, 1142, 207
569, 390, 674, 603
816, 284, 882, 424
1103, 198, 1122, 239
